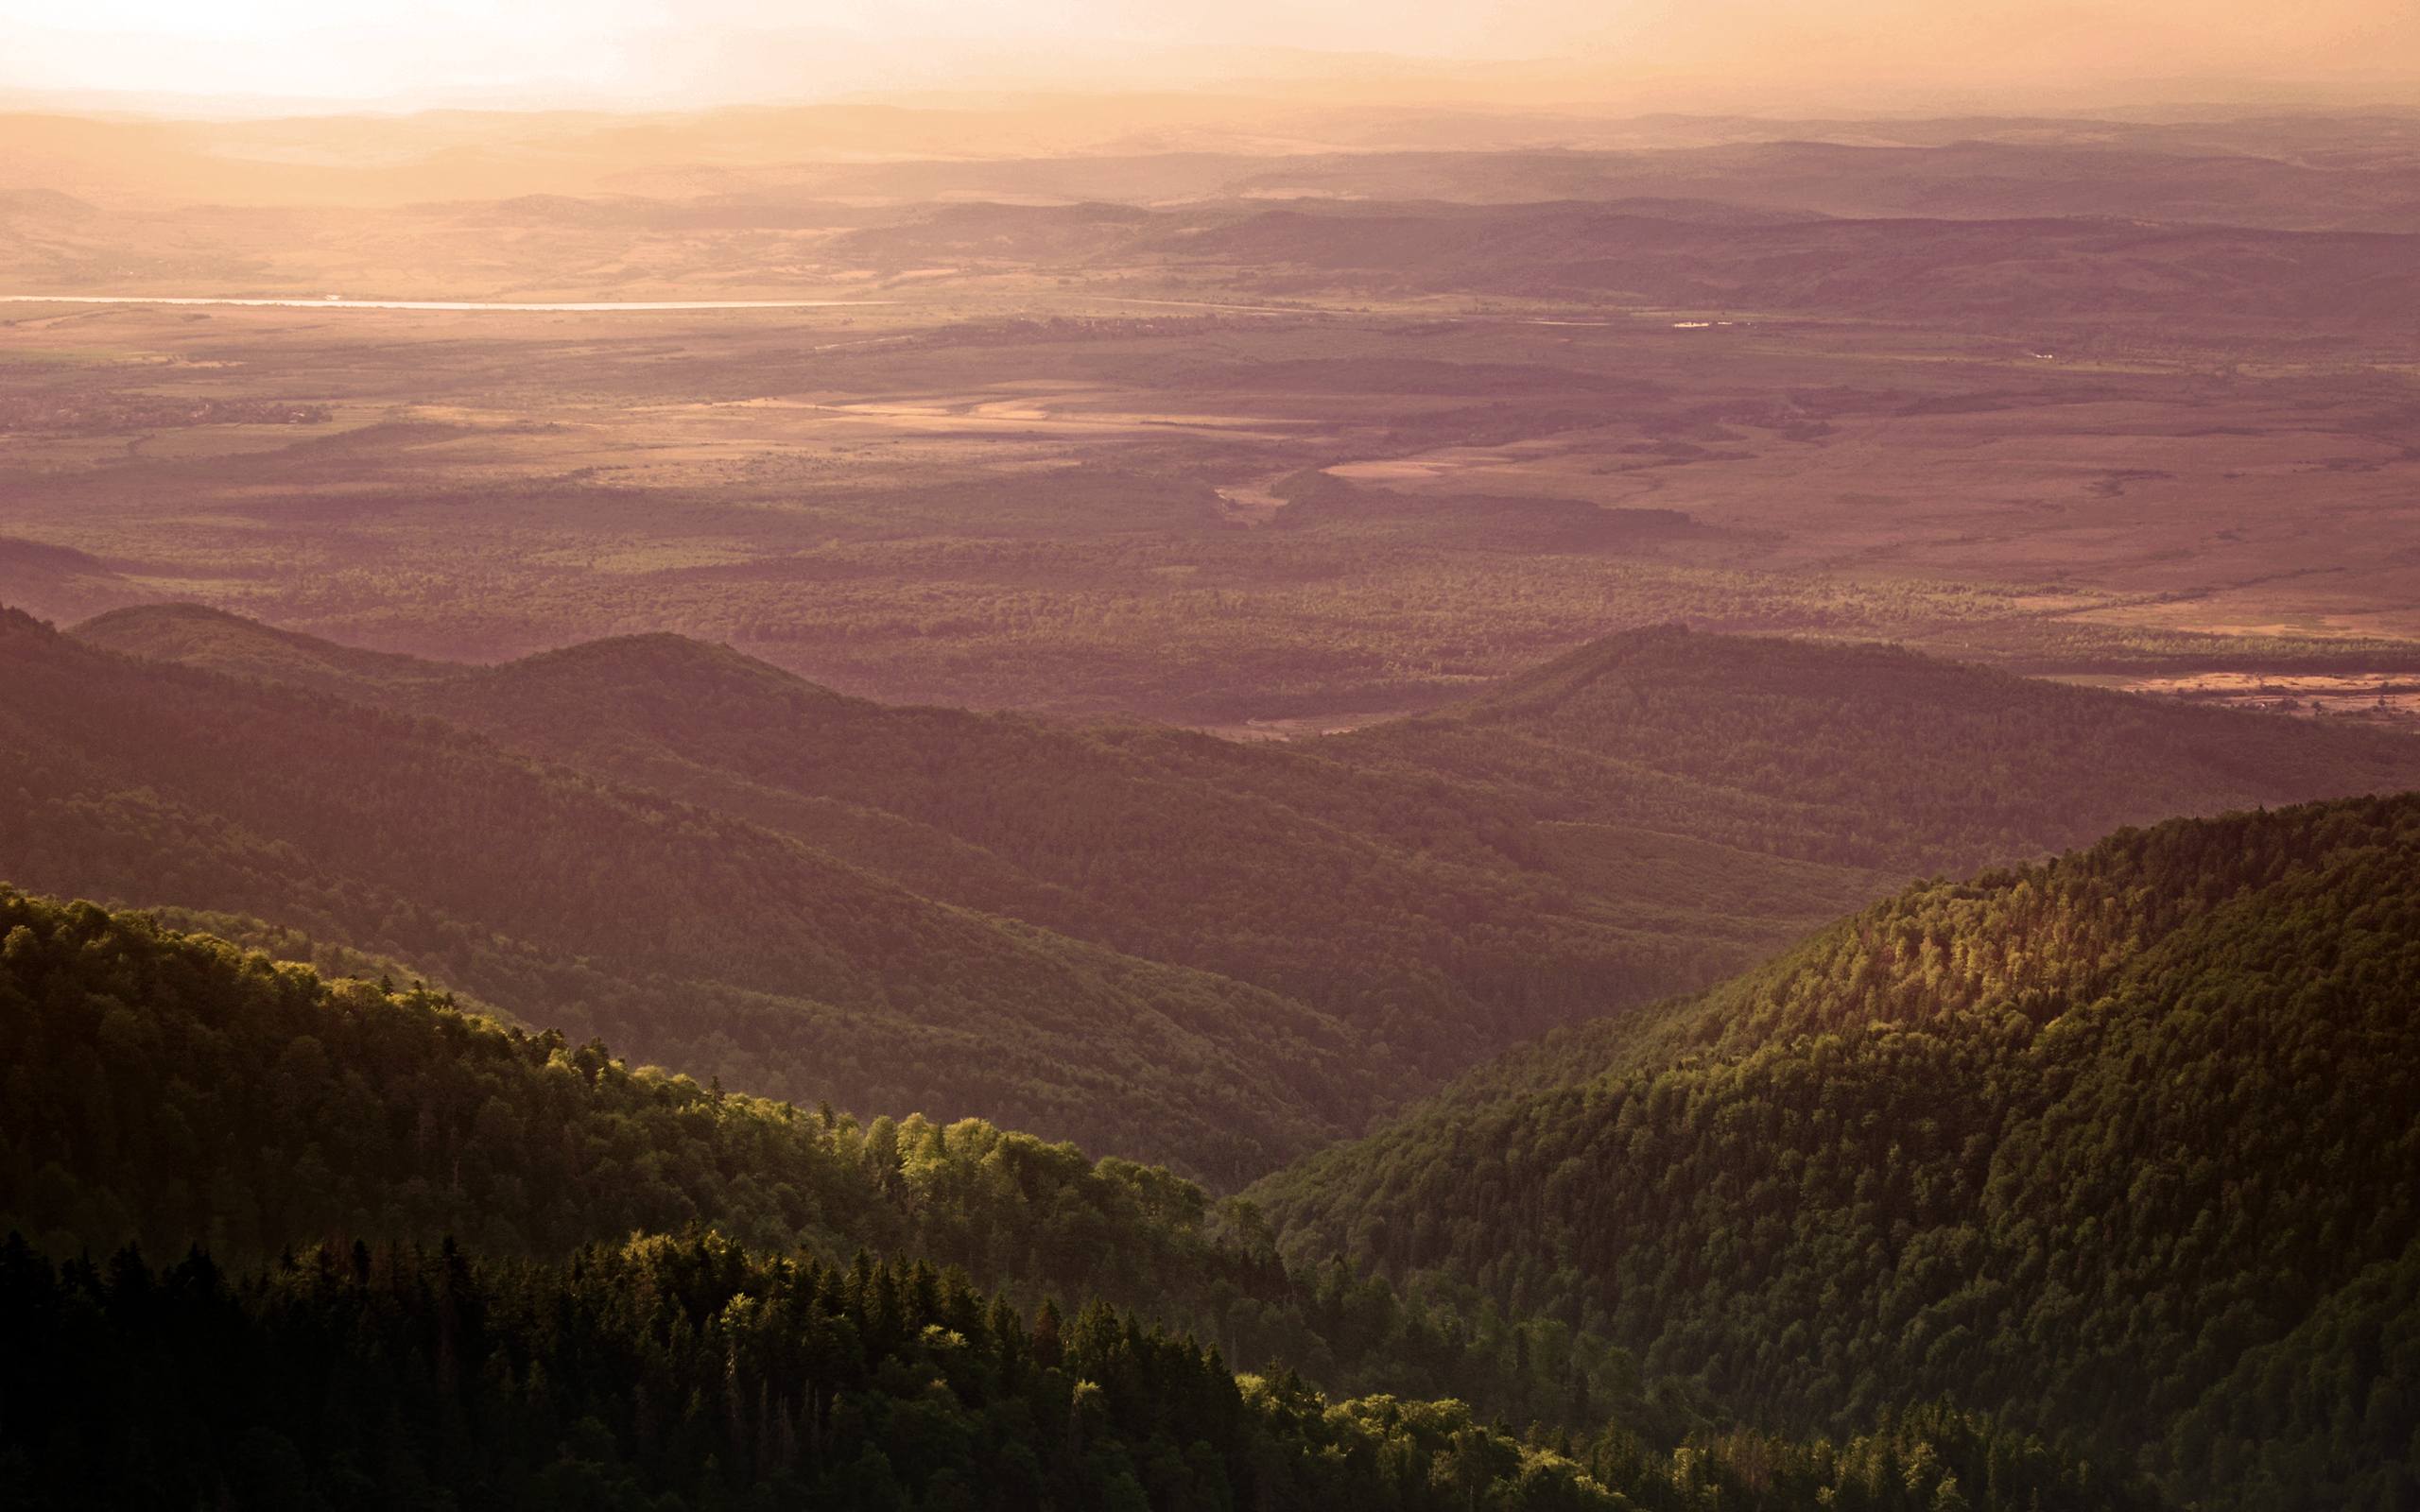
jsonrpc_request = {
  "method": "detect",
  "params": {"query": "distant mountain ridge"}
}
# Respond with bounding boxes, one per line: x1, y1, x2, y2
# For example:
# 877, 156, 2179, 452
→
75, 602, 1769, 1076
33, 602, 2420, 1187
13, 108, 2419, 223
14, 122, 2420, 318
1326, 625, 2420, 875
808, 196, 2420, 319
2, 606, 1388, 1181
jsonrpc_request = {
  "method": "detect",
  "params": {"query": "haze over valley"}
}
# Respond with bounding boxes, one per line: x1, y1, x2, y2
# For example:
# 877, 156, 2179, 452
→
4, 4, 2419, 1508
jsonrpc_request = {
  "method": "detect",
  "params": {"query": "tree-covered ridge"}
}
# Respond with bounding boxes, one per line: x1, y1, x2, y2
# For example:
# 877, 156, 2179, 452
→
1, 607, 1390, 1181
0, 886, 1667, 1423
78, 602, 1815, 1073
72, 602, 2420, 1109
3, 881, 2105, 1469
0, 1231, 2158, 1512
2163, 1237, 2420, 1511
1332, 626, 2420, 877
414, 632, 1739, 1066
0, 885, 1219, 1293
1250, 795, 2420, 1511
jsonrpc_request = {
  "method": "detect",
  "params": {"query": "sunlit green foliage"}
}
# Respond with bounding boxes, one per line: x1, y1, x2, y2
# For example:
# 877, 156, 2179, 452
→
0, 1231, 1618, 1512
0, 1229, 2151, 1512
1253, 796, 2420, 1510
0, 885, 1647, 1420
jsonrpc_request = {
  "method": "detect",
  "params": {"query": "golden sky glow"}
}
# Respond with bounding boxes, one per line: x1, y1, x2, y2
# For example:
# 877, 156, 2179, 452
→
2, 0, 2415, 111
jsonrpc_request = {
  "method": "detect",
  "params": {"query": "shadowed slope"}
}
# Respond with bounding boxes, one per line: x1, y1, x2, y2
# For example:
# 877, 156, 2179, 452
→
79, 605, 1829, 1073
2, 607, 1388, 1181
1329, 624, 2420, 876
75, 606, 2420, 1105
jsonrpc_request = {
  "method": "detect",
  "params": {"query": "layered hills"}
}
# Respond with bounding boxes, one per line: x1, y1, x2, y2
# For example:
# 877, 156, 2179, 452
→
1249, 794, 2420, 1510
5, 610, 2414, 1506
8, 94, 2419, 1512
1324, 627, 2414, 876
1, 607, 1382, 1182
15, 126, 2420, 322
14, 111, 2419, 226
33, 602, 2420, 1187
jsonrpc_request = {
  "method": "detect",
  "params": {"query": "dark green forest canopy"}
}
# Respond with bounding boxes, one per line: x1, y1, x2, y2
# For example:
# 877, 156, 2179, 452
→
0, 882, 2166, 1511
0, 1231, 2155, 1512
1250, 793, 2420, 1512
0, 884, 1234, 1290
0, 885, 1670, 1423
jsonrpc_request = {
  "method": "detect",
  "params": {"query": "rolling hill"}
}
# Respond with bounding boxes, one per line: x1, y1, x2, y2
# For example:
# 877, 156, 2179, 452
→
0, 536, 146, 627
1248, 794, 2420, 1511
83, 609, 2420, 986
9, 619, 2409, 1504
0, 882, 1485, 1400
54, 605, 2420, 1178
1324, 626, 2420, 876
68, 604, 1778, 1080
0, 606, 1390, 1182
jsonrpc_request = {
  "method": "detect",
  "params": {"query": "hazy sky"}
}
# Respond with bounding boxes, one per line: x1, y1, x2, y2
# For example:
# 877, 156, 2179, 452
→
4, 0, 2415, 110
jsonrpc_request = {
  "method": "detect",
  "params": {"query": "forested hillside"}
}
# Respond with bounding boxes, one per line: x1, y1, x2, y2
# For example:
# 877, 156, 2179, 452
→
1, 1234, 2153, 1512
0, 885, 1236, 1297
1331, 626, 2420, 875
0, 885, 1636, 1418
0, 885, 2160, 1512
1251, 795, 2420, 1511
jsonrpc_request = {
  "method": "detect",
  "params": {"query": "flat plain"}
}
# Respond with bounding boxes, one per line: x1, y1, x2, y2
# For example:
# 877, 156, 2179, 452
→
7, 261, 2420, 729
